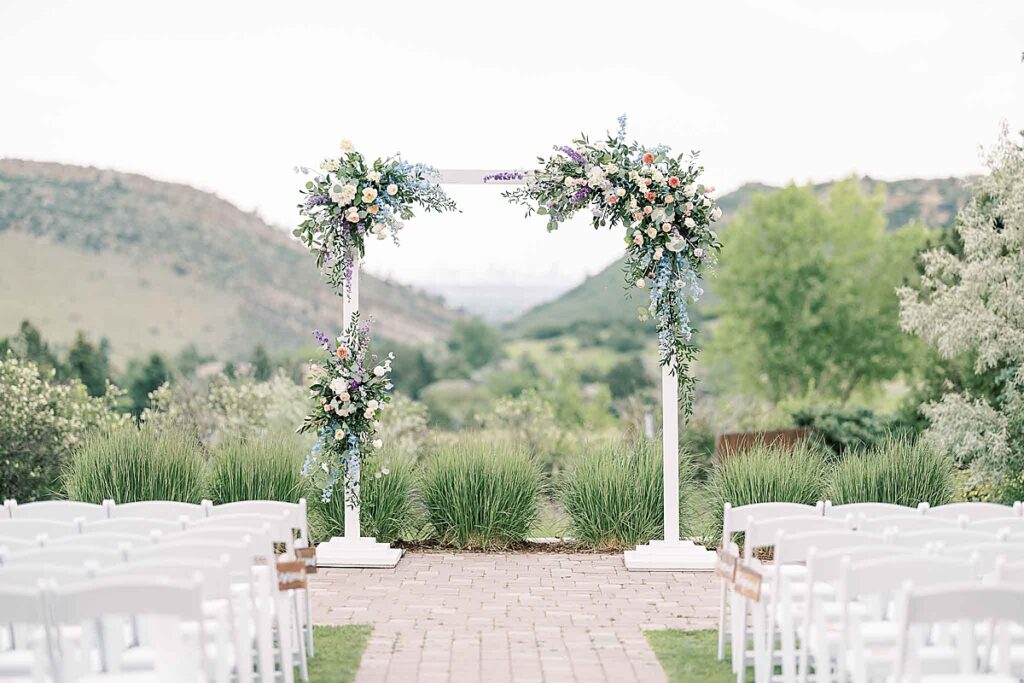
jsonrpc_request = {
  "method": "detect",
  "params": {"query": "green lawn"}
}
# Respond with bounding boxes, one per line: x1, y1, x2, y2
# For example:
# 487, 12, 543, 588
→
645, 629, 752, 683
308, 625, 371, 683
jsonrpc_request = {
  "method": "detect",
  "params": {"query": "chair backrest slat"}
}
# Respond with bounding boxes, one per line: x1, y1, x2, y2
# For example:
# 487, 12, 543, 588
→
860, 515, 959, 534
824, 501, 923, 519
8, 500, 106, 522
926, 502, 1019, 521
0, 518, 79, 538
107, 500, 207, 521
722, 501, 822, 542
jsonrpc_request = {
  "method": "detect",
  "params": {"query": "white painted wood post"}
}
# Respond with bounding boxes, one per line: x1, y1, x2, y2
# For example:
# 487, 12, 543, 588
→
623, 360, 716, 571
662, 363, 680, 545
342, 256, 361, 541
314, 250, 403, 568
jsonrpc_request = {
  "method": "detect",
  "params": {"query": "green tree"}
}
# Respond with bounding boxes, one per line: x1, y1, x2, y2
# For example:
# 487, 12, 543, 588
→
386, 343, 437, 398
604, 357, 653, 399
708, 178, 927, 403
126, 353, 170, 415
446, 319, 503, 370
251, 345, 272, 381
66, 332, 111, 397
2, 320, 65, 377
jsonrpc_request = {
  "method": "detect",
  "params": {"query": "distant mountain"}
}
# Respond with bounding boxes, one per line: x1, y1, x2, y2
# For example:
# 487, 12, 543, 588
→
0, 160, 465, 362
509, 176, 972, 337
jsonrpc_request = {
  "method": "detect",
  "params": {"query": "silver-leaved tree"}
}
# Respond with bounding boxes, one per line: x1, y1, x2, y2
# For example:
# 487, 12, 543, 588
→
898, 125, 1024, 497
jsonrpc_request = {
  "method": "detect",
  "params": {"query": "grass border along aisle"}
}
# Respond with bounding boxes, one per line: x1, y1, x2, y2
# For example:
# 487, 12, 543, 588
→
309, 625, 371, 683
645, 630, 752, 683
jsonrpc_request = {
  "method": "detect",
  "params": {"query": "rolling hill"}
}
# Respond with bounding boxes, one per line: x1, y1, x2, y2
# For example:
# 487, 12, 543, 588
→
0, 159, 465, 362
509, 176, 972, 337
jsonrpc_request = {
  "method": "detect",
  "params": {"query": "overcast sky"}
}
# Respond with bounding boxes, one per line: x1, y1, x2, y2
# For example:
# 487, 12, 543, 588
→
1, 0, 1021, 292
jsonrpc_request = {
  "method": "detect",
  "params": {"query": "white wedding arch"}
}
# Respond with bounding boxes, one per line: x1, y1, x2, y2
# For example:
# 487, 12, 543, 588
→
313, 169, 715, 572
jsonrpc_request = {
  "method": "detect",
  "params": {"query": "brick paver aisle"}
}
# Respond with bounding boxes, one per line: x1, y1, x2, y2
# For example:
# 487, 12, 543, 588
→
310, 552, 718, 683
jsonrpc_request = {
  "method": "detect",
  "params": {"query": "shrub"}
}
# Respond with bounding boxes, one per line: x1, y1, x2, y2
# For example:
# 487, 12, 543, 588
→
310, 453, 419, 544
64, 425, 206, 503
559, 438, 695, 548
792, 406, 900, 457
704, 441, 826, 543
207, 431, 307, 504
1, 353, 129, 501
826, 436, 956, 507
419, 438, 543, 549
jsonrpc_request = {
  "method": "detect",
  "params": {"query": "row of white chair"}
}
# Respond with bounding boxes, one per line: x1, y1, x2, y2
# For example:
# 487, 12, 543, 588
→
0, 499, 317, 683
716, 500, 1024, 682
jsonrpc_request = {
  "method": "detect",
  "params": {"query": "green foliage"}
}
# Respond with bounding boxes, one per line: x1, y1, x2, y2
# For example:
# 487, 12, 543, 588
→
476, 390, 564, 469
126, 353, 170, 415
446, 319, 503, 370
707, 179, 928, 402
704, 441, 826, 543
64, 424, 206, 504
604, 356, 653, 399
418, 379, 493, 429
792, 406, 903, 457
384, 342, 437, 398
1, 352, 129, 501
645, 630, 750, 683
206, 431, 307, 504
559, 438, 695, 548
251, 345, 272, 381
311, 454, 419, 543
419, 438, 543, 549
308, 626, 371, 683
66, 332, 112, 397
826, 436, 956, 507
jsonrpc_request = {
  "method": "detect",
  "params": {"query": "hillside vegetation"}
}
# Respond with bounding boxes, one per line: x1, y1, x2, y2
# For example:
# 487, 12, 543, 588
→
0, 160, 464, 361
510, 176, 971, 337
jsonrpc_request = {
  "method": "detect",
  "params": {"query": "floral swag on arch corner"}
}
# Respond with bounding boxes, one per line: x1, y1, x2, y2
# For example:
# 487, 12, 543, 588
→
496, 117, 723, 411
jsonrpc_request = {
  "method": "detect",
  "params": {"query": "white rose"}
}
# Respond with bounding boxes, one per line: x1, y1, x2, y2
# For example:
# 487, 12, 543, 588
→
694, 248, 705, 258
334, 429, 345, 441
362, 187, 378, 203
635, 278, 646, 288
373, 365, 385, 377
340, 139, 354, 152
711, 206, 723, 221
616, 188, 626, 197
329, 378, 348, 394
651, 170, 664, 183
367, 399, 379, 411
367, 170, 382, 182
339, 391, 350, 402
654, 247, 664, 261
684, 217, 696, 228
372, 439, 383, 449
667, 236, 686, 252
386, 183, 399, 196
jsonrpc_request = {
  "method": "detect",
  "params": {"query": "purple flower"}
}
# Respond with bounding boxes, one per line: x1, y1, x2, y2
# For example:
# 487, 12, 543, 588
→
483, 171, 525, 182
559, 146, 586, 164
571, 187, 590, 204
305, 194, 330, 209
312, 329, 331, 350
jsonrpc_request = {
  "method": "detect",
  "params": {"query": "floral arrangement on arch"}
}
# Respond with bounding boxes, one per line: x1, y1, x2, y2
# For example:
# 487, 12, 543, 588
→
500, 118, 723, 408
299, 314, 394, 503
294, 140, 459, 289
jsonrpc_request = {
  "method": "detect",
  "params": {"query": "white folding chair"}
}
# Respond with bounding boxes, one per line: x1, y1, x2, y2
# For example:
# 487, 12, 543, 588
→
859, 515, 961, 534
717, 501, 824, 664
0, 536, 40, 552
968, 518, 1024, 535
798, 545, 918, 683
208, 500, 313, 655
6, 500, 106, 522
824, 501, 924, 523
50, 575, 211, 682
0, 564, 91, 586
2, 499, 12, 518
99, 558, 241, 683
893, 529, 996, 549
106, 500, 208, 521
0, 583, 55, 682
81, 517, 186, 536
46, 532, 155, 549
895, 584, 1024, 681
839, 555, 978, 683
949, 543, 1024, 576
0, 519, 80, 539
767, 529, 881, 683
736, 514, 848, 681
926, 502, 1022, 521
2, 546, 125, 567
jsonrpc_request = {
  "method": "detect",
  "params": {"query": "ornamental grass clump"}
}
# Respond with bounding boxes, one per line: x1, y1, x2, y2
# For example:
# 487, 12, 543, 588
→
704, 441, 826, 544
560, 438, 695, 548
419, 439, 543, 549
206, 430, 308, 504
310, 453, 419, 544
826, 436, 956, 507
64, 424, 205, 504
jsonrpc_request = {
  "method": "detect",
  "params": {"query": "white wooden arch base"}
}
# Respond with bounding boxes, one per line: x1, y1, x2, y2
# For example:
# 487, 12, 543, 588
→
316, 169, 714, 571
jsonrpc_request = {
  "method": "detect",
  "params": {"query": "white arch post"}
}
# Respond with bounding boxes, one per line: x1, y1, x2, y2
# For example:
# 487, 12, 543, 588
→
448, 170, 713, 570
314, 257, 404, 568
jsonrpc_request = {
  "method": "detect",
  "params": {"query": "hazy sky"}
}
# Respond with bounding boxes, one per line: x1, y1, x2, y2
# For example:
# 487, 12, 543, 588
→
2, 0, 1021, 292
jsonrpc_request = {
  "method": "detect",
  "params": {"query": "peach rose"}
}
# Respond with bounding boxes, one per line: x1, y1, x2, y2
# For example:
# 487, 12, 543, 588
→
337, 346, 350, 360
668, 176, 680, 188
642, 153, 654, 165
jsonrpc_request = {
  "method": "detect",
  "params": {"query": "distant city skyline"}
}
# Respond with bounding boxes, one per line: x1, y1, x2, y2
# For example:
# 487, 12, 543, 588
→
2, 0, 1022, 292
